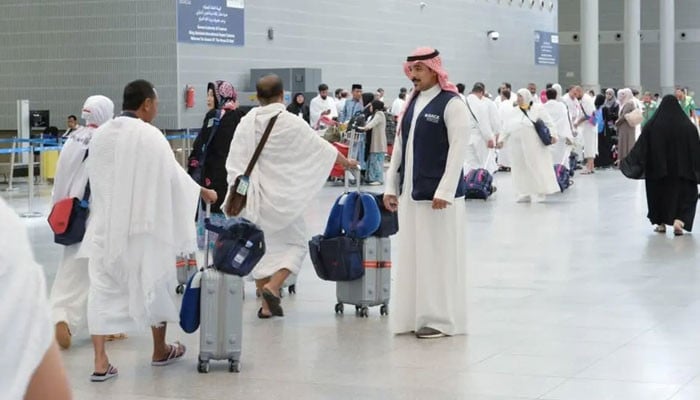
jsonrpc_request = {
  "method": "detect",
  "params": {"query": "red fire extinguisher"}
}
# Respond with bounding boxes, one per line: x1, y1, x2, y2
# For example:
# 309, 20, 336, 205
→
185, 85, 195, 109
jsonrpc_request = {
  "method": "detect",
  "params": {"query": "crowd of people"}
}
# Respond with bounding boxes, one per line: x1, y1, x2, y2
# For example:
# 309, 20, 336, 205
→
5, 45, 700, 398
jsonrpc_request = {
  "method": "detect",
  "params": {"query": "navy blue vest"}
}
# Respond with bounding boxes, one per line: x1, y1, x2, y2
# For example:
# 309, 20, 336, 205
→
399, 90, 466, 201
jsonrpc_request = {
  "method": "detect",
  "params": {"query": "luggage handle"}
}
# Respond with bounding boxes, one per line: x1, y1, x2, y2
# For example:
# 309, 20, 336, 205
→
483, 149, 495, 170
203, 203, 212, 268
343, 167, 361, 194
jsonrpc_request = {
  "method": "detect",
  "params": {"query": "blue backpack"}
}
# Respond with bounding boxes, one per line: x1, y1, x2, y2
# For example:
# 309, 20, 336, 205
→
464, 168, 494, 200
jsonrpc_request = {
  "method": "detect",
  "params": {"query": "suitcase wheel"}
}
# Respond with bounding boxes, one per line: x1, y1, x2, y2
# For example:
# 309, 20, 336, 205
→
229, 359, 240, 373
288, 284, 296, 295
380, 304, 389, 316
359, 306, 369, 318
334, 303, 344, 314
176, 284, 184, 295
197, 359, 210, 374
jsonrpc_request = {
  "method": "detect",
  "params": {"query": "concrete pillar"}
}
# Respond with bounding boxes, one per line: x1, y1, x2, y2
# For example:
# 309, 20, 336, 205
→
660, 0, 675, 95
580, 0, 600, 93
624, 0, 641, 91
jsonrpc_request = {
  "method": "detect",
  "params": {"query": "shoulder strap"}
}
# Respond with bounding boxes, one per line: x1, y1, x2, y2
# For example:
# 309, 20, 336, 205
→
203, 109, 223, 151
519, 107, 535, 125
243, 112, 281, 176
465, 97, 479, 124
82, 149, 90, 201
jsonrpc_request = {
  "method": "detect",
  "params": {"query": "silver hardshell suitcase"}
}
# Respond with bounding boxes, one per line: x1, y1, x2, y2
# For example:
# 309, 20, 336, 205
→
197, 204, 244, 373
335, 236, 391, 317
175, 253, 197, 294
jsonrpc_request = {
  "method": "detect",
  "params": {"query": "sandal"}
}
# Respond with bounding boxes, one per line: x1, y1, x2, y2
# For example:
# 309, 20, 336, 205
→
674, 220, 685, 236
151, 342, 186, 366
106, 333, 128, 342
262, 288, 284, 317
257, 307, 272, 319
654, 225, 666, 233
90, 364, 118, 382
581, 169, 594, 175
55, 321, 72, 350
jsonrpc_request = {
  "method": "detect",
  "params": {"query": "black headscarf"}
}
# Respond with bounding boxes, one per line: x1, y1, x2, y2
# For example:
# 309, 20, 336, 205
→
286, 92, 310, 123
622, 94, 700, 182
594, 94, 605, 108
370, 100, 385, 115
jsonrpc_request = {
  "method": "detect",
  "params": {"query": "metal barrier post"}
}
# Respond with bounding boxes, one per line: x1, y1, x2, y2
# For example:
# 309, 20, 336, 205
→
20, 144, 42, 218
5, 140, 18, 192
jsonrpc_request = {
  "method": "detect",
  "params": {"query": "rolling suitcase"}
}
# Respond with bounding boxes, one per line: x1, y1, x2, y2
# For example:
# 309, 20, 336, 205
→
335, 236, 391, 317
176, 253, 197, 294
197, 204, 244, 374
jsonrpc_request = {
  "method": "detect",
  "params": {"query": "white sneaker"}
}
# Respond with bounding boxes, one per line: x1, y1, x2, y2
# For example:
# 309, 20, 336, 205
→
516, 195, 531, 203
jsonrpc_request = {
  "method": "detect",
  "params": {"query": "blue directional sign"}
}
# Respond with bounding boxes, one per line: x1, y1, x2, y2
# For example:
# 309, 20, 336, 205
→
177, 0, 245, 46
534, 30, 559, 66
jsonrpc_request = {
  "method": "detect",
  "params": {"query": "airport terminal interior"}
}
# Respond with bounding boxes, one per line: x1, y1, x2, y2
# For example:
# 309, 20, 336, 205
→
4, 0, 700, 399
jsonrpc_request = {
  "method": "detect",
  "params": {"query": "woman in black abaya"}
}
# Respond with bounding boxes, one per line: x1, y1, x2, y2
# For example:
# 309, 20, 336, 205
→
622, 95, 700, 235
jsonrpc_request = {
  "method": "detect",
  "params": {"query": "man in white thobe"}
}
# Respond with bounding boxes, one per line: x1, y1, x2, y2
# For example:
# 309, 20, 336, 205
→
309, 83, 337, 129
384, 47, 469, 339
543, 88, 574, 166
50, 95, 114, 350
465, 82, 498, 174
224, 74, 357, 318
571, 86, 598, 174
496, 88, 515, 170
562, 86, 584, 164
85, 80, 217, 381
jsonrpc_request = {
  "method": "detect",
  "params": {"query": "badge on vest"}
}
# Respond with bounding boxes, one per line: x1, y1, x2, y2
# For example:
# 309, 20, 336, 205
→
423, 113, 441, 124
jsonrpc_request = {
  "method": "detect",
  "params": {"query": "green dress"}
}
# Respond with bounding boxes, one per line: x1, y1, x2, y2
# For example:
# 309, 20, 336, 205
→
642, 101, 658, 126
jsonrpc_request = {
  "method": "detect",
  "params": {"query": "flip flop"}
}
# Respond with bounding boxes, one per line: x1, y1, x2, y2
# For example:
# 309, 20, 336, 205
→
151, 342, 186, 366
106, 333, 128, 342
90, 364, 118, 382
654, 226, 666, 233
262, 288, 284, 317
257, 307, 272, 319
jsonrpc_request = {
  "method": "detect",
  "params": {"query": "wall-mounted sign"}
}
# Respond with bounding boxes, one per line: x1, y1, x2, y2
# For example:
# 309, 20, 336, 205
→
535, 30, 558, 65
177, 0, 245, 46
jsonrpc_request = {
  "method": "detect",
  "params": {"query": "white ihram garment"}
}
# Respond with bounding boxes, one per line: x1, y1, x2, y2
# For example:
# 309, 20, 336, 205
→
464, 94, 498, 173
578, 93, 598, 159
49, 95, 114, 334
543, 100, 574, 165
500, 104, 560, 197
385, 84, 469, 335
224, 103, 337, 280
85, 116, 200, 334
1, 198, 53, 400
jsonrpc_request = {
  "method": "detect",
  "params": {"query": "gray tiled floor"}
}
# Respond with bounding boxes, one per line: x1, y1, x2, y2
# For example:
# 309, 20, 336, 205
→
4, 168, 700, 400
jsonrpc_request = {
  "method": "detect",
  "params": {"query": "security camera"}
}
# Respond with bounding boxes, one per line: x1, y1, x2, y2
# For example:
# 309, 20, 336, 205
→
487, 30, 500, 41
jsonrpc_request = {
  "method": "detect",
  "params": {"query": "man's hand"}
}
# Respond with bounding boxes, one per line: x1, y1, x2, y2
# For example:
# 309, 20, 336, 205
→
345, 159, 359, 170
200, 188, 218, 204
383, 194, 399, 212
432, 198, 450, 210
487, 139, 495, 149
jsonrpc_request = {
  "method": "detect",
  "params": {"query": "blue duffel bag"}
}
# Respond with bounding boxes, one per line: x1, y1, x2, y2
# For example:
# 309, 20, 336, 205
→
205, 217, 265, 276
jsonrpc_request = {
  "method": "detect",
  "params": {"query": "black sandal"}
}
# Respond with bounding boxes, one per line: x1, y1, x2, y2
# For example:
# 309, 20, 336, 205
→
257, 307, 272, 319
262, 288, 284, 317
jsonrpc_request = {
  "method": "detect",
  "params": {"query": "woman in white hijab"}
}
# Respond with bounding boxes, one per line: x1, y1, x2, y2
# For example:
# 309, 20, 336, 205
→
50, 95, 114, 349
498, 89, 560, 203
615, 88, 637, 163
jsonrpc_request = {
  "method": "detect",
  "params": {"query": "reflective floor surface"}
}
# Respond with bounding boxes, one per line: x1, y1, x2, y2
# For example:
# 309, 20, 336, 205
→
4, 168, 700, 400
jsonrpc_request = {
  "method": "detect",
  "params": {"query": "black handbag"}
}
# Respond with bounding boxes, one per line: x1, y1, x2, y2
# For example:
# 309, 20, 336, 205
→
308, 235, 364, 282
521, 108, 553, 146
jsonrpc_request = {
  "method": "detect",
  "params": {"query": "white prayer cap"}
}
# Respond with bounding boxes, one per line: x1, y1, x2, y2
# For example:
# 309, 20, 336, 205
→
552, 83, 562, 100
81, 95, 114, 127
517, 88, 533, 105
